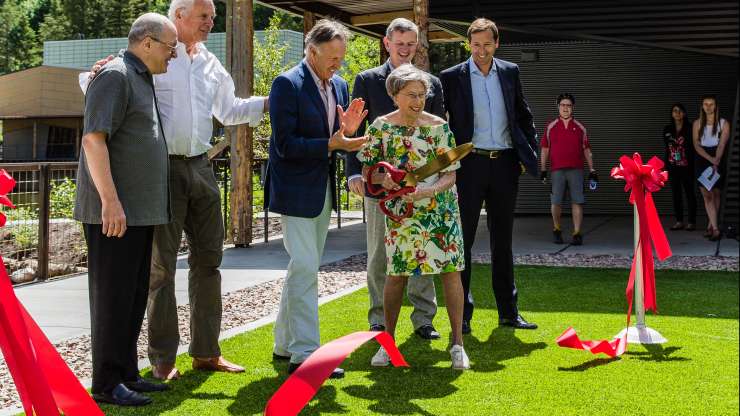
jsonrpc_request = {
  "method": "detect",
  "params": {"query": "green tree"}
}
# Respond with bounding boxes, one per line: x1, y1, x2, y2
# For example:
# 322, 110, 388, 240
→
38, 0, 73, 42
0, 1, 41, 74
101, 0, 130, 38
340, 33, 380, 94
252, 12, 291, 156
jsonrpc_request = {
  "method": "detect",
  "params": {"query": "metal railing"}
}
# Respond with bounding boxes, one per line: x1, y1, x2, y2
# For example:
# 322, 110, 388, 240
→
0, 156, 364, 283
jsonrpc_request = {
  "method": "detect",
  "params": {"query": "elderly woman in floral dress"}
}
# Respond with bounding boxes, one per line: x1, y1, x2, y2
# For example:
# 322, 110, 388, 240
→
358, 64, 469, 370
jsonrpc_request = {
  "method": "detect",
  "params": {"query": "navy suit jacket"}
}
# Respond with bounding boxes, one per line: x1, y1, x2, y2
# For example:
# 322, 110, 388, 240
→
440, 58, 539, 176
265, 61, 349, 218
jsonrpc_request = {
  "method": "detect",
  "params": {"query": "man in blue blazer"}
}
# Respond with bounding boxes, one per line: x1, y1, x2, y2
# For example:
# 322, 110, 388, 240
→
440, 18, 539, 334
266, 19, 368, 378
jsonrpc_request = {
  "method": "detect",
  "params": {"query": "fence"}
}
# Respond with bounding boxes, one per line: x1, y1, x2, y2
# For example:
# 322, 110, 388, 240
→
0, 156, 363, 283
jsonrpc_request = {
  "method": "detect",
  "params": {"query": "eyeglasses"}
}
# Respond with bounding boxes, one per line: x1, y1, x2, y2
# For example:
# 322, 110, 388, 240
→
402, 92, 427, 101
149, 36, 178, 55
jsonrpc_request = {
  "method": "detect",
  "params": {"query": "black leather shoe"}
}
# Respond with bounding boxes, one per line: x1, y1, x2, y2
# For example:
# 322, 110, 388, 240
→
288, 362, 345, 379
272, 352, 291, 361
124, 377, 169, 393
369, 324, 386, 332
499, 315, 538, 330
414, 324, 441, 340
92, 383, 152, 406
461, 320, 472, 335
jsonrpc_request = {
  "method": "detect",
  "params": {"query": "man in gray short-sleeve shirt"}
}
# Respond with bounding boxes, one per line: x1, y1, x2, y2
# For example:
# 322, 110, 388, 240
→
73, 13, 175, 407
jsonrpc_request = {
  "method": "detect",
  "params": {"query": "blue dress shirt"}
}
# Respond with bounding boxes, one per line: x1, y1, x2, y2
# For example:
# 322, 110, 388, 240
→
469, 57, 512, 150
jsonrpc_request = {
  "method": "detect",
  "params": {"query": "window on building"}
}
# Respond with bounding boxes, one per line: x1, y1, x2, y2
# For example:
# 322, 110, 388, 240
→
46, 126, 76, 160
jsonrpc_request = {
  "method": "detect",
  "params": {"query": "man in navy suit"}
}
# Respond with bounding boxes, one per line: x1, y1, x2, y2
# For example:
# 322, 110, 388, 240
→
440, 18, 538, 334
266, 19, 368, 378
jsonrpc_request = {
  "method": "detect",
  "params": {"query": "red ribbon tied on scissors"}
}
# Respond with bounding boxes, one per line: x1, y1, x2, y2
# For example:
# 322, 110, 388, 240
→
364, 162, 416, 223
556, 153, 672, 357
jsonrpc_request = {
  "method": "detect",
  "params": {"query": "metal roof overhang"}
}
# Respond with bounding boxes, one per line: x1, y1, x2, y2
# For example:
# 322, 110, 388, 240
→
254, 0, 738, 57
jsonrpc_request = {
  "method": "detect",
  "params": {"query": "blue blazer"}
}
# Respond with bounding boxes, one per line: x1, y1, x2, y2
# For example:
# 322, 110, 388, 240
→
265, 61, 349, 218
440, 58, 539, 176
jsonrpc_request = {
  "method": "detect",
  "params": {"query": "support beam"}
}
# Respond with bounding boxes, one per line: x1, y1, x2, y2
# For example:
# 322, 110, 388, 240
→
412, 0, 430, 71
303, 10, 316, 38
227, 0, 255, 246
351, 10, 413, 26
32, 121, 38, 160
429, 30, 464, 42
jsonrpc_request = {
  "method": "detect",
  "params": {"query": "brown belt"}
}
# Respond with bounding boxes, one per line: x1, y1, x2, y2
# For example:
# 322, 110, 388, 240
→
169, 153, 206, 161
471, 148, 509, 159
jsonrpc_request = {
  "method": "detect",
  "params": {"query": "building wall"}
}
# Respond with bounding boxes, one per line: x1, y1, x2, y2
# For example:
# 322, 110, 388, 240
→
492, 41, 738, 215
1, 118, 80, 161
43, 31, 304, 70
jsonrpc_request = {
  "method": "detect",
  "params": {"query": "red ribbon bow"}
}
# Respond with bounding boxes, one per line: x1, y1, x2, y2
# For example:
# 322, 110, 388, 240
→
0, 169, 104, 415
557, 153, 672, 357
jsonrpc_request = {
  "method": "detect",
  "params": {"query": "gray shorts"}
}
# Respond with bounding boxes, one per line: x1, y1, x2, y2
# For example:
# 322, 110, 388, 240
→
551, 168, 585, 205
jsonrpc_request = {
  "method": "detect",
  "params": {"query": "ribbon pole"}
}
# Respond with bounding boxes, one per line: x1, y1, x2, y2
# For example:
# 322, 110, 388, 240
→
613, 201, 667, 344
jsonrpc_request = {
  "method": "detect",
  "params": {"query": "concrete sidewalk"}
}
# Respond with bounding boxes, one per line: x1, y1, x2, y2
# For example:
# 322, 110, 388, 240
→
12, 214, 738, 344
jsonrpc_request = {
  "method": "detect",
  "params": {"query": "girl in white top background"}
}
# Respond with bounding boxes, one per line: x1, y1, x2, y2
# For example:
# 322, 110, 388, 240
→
692, 95, 731, 241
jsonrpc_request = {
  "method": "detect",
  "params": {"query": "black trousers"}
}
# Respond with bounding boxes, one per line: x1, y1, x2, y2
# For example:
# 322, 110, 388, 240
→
668, 166, 697, 224
84, 223, 154, 394
457, 150, 520, 322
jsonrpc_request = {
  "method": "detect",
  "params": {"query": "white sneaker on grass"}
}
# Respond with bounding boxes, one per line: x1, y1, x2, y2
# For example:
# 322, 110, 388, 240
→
371, 346, 390, 367
450, 344, 469, 370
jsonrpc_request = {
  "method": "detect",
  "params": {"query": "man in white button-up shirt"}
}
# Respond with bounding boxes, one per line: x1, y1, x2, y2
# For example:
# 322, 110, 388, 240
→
81, 0, 267, 380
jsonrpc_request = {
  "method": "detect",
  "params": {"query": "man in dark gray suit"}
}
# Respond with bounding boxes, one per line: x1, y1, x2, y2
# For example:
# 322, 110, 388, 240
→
345, 18, 446, 340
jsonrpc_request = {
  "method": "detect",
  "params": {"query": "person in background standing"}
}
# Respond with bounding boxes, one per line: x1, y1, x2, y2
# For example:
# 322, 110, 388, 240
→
663, 103, 696, 231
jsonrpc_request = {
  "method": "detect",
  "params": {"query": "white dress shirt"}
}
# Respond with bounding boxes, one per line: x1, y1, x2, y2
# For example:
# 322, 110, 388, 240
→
80, 42, 266, 156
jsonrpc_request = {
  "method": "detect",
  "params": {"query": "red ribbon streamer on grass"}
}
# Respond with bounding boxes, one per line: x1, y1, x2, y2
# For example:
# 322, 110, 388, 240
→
0, 169, 104, 415
557, 153, 672, 357
264, 331, 409, 416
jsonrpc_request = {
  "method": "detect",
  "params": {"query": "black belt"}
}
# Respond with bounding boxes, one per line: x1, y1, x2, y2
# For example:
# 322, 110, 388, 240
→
169, 153, 206, 161
471, 148, 513, 158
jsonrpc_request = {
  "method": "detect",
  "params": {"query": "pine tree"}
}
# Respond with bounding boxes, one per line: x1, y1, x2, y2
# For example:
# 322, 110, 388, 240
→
38, 0, 73, 41
101, 0, 129, 38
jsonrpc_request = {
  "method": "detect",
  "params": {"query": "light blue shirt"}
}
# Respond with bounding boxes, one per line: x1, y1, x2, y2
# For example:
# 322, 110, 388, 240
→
469, 57, 512, 150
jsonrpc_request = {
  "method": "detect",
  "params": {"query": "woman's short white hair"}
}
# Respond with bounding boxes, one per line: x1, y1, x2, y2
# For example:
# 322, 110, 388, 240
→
168, 0, 195, 21
386, 64, 431, 98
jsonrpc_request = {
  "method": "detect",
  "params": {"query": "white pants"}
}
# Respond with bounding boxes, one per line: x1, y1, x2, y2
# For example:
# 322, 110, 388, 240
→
273, 183, 332, 364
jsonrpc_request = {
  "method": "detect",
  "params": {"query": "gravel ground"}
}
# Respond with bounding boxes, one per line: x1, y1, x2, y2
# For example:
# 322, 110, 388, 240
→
0, 252, 735, 411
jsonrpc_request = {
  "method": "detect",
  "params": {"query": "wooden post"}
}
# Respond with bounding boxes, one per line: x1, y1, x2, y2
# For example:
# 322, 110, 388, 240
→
303, 11, 316, 39
412, 0, 430, 71
75, 119, 81, 158
379, 38, 389, 64
32, 121, 38, 160
226, 0, 255, 247
37, 164, 50, 280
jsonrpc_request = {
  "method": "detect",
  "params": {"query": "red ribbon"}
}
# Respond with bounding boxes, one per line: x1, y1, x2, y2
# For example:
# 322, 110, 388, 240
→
264, 331, 409, 416
557, 153, 672, 357
0, 169, 103, 415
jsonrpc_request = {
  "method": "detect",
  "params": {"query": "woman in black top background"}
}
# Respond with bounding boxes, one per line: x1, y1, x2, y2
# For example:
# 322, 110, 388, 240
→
663, 103, 696, 231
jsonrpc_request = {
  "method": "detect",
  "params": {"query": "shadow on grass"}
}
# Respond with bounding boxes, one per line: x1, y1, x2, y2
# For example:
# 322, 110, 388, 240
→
627, 345, 689, 362
342, 337, 463, 416
101, 367, 227, 415
464, 326, 547, 372
228, 360, 348, 415
558, 345, 689, 372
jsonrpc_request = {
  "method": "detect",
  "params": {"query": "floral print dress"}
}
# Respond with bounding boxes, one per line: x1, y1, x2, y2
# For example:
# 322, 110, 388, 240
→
357, 118, 465, 277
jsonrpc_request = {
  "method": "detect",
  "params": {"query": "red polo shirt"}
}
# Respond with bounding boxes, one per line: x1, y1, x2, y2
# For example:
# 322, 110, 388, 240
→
541, 118, 590, 171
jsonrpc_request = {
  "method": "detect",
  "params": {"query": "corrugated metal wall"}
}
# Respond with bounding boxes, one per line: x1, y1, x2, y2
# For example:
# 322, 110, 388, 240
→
722, 87, 739, 228
490, 41, 738, 215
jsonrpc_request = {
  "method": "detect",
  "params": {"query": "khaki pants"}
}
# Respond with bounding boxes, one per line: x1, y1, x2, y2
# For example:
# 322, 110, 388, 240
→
365, 196, 437, 329
147, 156, 224, 365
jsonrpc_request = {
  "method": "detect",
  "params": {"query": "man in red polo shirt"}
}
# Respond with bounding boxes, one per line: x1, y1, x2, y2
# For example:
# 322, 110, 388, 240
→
540, 93, 597, 245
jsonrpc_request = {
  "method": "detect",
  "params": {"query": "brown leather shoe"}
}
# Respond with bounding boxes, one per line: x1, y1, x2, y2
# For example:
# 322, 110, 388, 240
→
192, 356, 245, 373
152, 364, 180, 381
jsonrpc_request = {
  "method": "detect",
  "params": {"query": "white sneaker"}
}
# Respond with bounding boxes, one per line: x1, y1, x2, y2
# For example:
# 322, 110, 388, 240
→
450, 344, 470, 370
371, 346, 390, 367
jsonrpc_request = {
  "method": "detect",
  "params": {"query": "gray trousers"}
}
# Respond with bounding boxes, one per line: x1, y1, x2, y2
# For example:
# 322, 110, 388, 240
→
274, 184, 332, 364
147, 157, 224, 365
365, 196, 437, 329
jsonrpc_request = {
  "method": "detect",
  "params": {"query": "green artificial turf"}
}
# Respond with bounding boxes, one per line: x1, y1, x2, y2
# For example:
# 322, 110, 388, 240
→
103, 265, 739, 416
